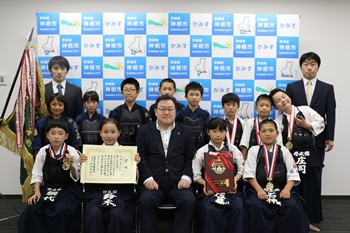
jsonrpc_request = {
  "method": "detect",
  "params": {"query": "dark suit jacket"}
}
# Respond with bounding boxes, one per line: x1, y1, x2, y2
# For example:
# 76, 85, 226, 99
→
286, 79, 336, 149
45, 81, 83, 120
136, 122, 196, 189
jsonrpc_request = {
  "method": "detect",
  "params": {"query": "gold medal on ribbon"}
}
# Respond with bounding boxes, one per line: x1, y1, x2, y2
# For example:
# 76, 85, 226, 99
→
285, 138, 293, 150
266, 181, 274, 191
62, 161, 70, 170
266, 178, 274, 191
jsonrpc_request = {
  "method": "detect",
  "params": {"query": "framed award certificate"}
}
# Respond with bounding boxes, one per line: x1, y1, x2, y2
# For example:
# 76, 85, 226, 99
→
81, 145, 137, 184
204, 151, 235, 193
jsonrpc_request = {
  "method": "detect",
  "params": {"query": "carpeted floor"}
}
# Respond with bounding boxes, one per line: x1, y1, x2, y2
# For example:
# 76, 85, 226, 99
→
0, 194, 349, 233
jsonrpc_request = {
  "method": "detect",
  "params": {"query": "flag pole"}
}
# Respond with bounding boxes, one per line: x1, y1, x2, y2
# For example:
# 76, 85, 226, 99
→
0, 27, 34, 121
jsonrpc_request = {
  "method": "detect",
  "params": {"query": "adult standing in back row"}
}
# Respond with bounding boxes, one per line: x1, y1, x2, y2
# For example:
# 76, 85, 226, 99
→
45, 56, 83, 120
285, 51, 336, 232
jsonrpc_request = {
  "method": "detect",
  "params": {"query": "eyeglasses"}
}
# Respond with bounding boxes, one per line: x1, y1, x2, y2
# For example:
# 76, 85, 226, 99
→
122, 89, 137, 93
156, 108, 176, 113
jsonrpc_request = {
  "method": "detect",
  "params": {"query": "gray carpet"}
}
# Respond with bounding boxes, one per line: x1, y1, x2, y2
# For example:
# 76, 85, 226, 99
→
1, 195, 349, 233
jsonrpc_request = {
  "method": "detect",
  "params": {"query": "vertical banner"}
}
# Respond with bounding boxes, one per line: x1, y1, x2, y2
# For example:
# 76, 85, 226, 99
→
37, 12, 299, 119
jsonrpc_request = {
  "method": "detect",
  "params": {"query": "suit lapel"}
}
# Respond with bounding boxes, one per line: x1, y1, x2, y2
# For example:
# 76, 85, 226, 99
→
150, 123, 166, 157
167, 125, 181, 157
296, 80, 307, 104
310, 80, 323, 107
46, 81, 54, 98
64, 82, 72, 99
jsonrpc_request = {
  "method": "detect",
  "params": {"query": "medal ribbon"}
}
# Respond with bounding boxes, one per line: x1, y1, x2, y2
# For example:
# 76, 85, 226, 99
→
48, 143, 68, 160
263, 143, 278, 179
224, 116, 237, 145
207, 151, 234, 171
285, 106, 296, 140
254, 117, 261, 145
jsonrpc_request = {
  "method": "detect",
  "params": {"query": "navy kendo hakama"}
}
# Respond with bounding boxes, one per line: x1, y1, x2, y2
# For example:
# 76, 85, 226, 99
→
83, 183, 136, 233
244, 145, 309, 233
18, 151, 82, 233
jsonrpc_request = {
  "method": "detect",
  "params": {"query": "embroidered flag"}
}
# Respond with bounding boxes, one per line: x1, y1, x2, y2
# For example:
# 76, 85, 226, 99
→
0, 48, 49, 201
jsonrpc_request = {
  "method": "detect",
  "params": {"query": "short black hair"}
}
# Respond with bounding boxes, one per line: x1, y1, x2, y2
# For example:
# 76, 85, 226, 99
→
221, 92, 240, 107
256, 94, 272, 106
207, 117, 227, 131
47, 93, 67, 114
159, 78, 176, 89
100, 118, 120, 131
299, 51, 321, 67
48, 56, 70, 72
45, 119, 69, 133
83, 91, 99, 103
268, 88, 285, 107
185, 81, 203, 96
121, 77, 140, 91
259, 119, 277, 131
155, 95, 177, 109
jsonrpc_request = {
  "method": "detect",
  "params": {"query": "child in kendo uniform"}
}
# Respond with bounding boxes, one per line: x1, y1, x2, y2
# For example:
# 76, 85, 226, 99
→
269, 88, 325, 231
192, 117, 248, 233
80, 118, 140, 233
34, 93, 82, 155
176, 81, 211, 149
220, 92, 245, 151
75, 90, 105, 146
108, 77, 151, 146
243, 119, 309, 233
240, 94, 283, 160
18, 119, 82, 233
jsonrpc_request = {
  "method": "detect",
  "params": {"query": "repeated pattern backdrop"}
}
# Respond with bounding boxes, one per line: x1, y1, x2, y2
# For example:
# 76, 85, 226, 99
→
36, 12, 300, 119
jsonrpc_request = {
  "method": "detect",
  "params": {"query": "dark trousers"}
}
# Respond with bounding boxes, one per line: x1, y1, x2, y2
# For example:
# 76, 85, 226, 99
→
137, 174, 196, 233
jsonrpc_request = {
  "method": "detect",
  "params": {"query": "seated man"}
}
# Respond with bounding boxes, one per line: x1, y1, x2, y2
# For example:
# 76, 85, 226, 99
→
137, 95, 196, 233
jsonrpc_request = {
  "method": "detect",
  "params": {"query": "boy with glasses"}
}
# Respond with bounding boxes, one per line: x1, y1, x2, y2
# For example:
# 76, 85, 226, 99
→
109, 77, 151, 146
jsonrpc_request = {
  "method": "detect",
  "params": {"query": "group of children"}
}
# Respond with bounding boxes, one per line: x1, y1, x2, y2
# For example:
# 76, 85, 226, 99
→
18, 69, 324, 233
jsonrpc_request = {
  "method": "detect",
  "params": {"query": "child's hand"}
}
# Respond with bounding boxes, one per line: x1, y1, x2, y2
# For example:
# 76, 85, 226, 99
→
280, 189, 291, 199
28, 192, 41, 205
134, 153, 141, 164
295, 117, 311, 130
203, 185, 214, 196
227, 181, 237, 194
65, 155, 74, 165
257, 189, 268, 200
79, 154, 88, 163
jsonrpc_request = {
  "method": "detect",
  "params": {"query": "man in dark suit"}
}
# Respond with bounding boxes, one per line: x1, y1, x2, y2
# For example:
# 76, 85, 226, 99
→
136, 95, 196, 233
45, 56, 83, 120
286, 51, 336, 232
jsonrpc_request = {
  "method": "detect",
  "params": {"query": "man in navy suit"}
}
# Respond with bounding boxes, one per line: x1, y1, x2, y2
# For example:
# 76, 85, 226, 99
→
45, 56, 83, 120
286, 51, 336, 231
136, 95, 196, 233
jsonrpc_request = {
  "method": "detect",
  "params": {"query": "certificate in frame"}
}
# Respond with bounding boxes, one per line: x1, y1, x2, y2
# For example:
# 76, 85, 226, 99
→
81, 145, 137, 184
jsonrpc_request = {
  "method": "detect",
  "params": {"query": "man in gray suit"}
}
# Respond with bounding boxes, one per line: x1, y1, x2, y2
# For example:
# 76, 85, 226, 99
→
45, 56, 83, 120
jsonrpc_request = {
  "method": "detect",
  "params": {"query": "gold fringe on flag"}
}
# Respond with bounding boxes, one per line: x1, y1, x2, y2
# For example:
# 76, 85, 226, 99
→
0, 48, 49, 202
